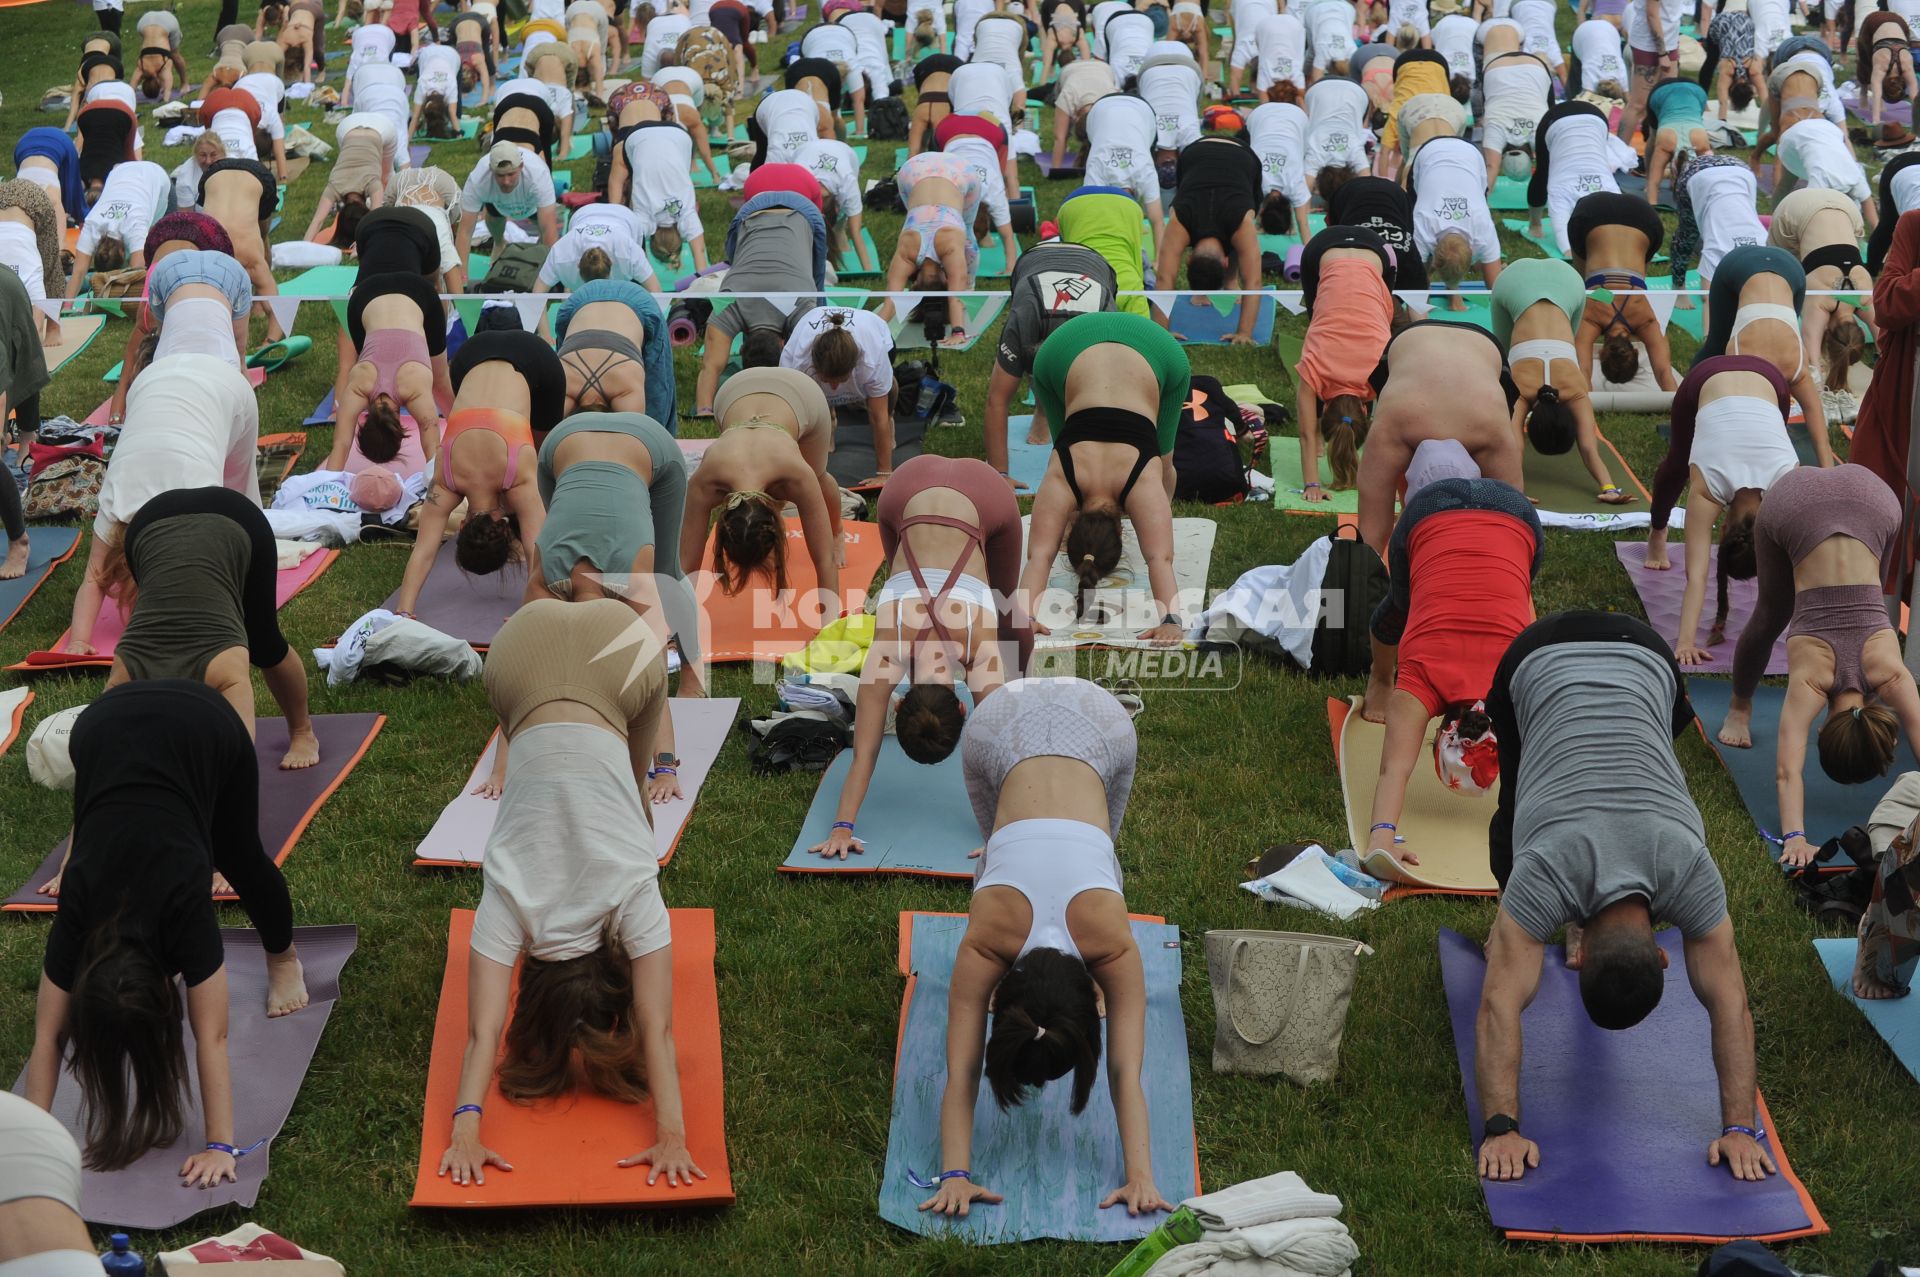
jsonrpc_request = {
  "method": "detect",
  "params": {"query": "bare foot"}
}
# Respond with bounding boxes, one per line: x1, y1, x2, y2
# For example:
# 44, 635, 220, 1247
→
1447, 296, 1468, 313
1360, 678, 1392, 724
0, 537, 28, 581
1564, 923, 1585, 969
1024, 420, 1050, 446
279, 727, 321, 770
265, 949, 310, 1018
1717, 708, 1753, 749
212, 872, 232, 896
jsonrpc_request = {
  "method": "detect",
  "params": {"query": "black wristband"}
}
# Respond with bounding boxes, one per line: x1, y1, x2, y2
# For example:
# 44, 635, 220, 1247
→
1483, 1114, 1520, 1139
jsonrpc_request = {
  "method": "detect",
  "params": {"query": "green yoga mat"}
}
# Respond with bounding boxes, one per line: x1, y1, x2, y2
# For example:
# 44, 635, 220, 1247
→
412, 117, 481, 143
1501, 218, 1565, 259
1521, 435, 1646, 514
833, 228, 885, 278
1424, 291, 1497, 332
1488, 175, 1533, 211
885, 293, 1004, 351
691, 155, 733, 189
280, 263, 359, 331
1649, 277, 1708, 340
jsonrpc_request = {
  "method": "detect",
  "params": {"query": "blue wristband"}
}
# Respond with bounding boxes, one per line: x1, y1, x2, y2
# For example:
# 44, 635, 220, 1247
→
832, 820, 856, 832
453, 1104, 483, 1119
905, 1165, 973, 1189
1370, 822, 1396, 833
205, 1137, 266, 1159
939, 1169, 972, 1182
1723, 1123, 1767, 1142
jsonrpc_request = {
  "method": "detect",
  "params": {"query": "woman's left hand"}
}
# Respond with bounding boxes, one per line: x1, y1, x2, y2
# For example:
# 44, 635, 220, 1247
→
1222, 332, 1254, 346
618, 1138, 707, 1187
1099, 1175, 1172, 1216
1778, 834, 1817, 869
1137, 621, 1183, 647
647, 771, 684, 804
180, 1148, 238, 1189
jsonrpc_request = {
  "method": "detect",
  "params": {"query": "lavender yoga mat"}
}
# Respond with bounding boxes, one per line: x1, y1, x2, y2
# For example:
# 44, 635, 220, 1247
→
5, 714, 385, 910
377, 536, 528, 648
1613, 542, 1789, 676
1439, 927, 1824, 1242
9, 925, 359, 1230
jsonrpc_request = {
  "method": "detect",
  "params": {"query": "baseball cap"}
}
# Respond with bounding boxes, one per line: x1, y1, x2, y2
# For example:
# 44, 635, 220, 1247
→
489, 141, 524, 174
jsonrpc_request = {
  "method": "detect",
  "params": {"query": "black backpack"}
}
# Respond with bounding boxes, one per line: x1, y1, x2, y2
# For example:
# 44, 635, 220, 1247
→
1310, 526, 1390, 678
868, 97, 911, 140
1172, 376, 1250, 504
472, 242, 549, 293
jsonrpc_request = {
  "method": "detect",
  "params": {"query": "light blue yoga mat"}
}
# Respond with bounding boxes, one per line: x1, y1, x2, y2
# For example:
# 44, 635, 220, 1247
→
1164, 293, 1277, 345
780, 738, 978, 877
0, 528, 81, 633
1005, 415, 1051, 491
833, 228, 884, 278
1422, 291, 1497, 333
879, 913, 1198, 1243
1488, 175, 1533, 211
1502, 218, 1566, 259
1815, 938, 1920, 1084
1687, 679, 1917, 868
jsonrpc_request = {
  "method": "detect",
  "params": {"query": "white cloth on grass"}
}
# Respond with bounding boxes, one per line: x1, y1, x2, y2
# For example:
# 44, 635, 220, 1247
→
1188, 539, 1334, 667
1144, 1217, 1360, 1277
318, 606, 401, 685
1183, 1172, 1347, 1231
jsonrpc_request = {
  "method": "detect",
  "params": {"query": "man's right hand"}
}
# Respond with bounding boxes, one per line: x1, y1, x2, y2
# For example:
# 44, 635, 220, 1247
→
1477, 1131, 1539, 1181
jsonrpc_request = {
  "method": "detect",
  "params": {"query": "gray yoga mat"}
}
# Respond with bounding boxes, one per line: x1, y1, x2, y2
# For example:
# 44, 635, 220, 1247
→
827, 409, 929, 490
780, 736, 978, 877
377, 537, 529, 649
10, 925, 359, 1230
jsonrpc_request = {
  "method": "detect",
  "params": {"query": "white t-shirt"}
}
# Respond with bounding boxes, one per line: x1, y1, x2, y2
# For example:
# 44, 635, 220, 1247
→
1746, 0, 1792, 53
756, 89, 821, 163
495, 75, 572, 124
1137, 46, 1204, 150
1627, 0, 1686, 53
1247, 101, 1312, 210
1475, 15, 1523, 45
1541, 110, 1619, 254
971, 14, 1028, 74
529, 0, 565, 23
948, 60, 1014, 120
1305, 0, 1357, 68
795, 138, 864, 218
84, 80, 137, 110
1084, 92, 1161, 209
839, 11, 892, 76
1685, 161, 1765, 279
1303, 76, 1372, 175
0, 223, 46, 303
946, 134, 1012, 229
1230, 0, 1279, 37
954, 0, 998, 57
1240, 13, 1307, 89
1387, 0, 1431, 37
538, 202, 657, 289
350, 22, 396, 65
1572, 19, 1629, 92
1090, 0, 1134, 55
352, 61, 412, 134
76, 159, 169, 258
622, 125, 703, 239
1779, 117, 1870, 202
469, 723, 671, 967
413, 44, 462, 104
1104, 10, 1156, 77
800, 22, 858, 64
1893, 160, 1920, 217
780, 305, 894, 404
1510, 0, 1562, 65
1432, 13, 1479, 82
1480, 53, 1552, 152
1410, 137, 1500, 264
237, 72, 286, 141
460, 149, 557, 220
642, 13, 691, 74
207, 108, 260, 160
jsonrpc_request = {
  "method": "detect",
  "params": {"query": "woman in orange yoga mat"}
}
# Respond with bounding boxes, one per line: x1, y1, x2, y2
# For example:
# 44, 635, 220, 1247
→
25, 682, 312, 1191
917, 677, 1167, 1221
438, 599, 704, 1193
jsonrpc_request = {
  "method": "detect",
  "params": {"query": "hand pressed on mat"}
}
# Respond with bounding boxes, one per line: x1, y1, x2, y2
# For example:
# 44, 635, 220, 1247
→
919, 1175, 1004, 1217
1709, 1130, 1777, 1182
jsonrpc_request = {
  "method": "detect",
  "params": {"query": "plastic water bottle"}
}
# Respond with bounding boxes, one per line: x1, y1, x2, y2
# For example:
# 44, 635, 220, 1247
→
1102, 1205, 1204, 1277
100, 1233, 145, 1275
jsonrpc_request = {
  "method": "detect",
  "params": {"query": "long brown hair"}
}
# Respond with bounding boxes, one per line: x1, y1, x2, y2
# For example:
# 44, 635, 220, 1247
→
1823, 319, 1865, 396
811, 312, 859, 380
421, 91, 458, 139
1065, 504, 1124, 619
1322, 394, 1369, 490
68, 911, 189, 1170
498, 924, 650, 1104
711, 493, 787, 594
1817, 704, 1901, 784
1713, 509, 1759, 635
358, 394, 405, 462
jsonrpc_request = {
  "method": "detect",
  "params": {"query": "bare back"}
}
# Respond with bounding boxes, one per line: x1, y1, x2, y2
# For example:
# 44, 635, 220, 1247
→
1371, 327, 1516, 472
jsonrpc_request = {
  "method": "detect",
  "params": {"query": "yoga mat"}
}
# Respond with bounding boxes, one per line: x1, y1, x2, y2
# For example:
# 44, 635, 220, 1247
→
1422, 291, 1498, 332
1843, 94, 1911, 127
1488, 174, 1533, 211
1271, 445, 1360, 514
832, 227, 885, 278
1502, 217, 1566, 259
411, 116, 482, 142
1649, 277, 1707, 340
1814, 937, 1920, 1084
413, 698, 738, 868
8, 925, 359, 1230
779, 739, 978, 877
256, 431, 308, 497
1032, 150, 1084, 178
303, 388, 339, 426
375, 537, 526, 650
0, 686, 31, 754
879, 911, 1199, 1242
565, 132, 594, 161
1522, 433, 1650, 519
1687, 679, 1917, 869
1026, 516, 1216, 649
1004, 414, 1052, 491
700, 517, 886, 662
10, 548, 339, 672
5, 714, 386, 911
0, 527, 80, 632
1612, 541, 1789, 676
43, 313, 105, 375
1329, 696, 1498, 895
690, 154, 734, 189
885, 293, 1007, 351
409, 908, 734, 1209
1614, 170, 1678, 207
1161, 293, 1277, 346
975, 234, 1018, 280
1439, 927, 1827, 1243
828, 410, 928, 491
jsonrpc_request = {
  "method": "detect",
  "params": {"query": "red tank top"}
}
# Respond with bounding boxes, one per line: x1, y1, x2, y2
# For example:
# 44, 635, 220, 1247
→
1397, 510, 1536, 715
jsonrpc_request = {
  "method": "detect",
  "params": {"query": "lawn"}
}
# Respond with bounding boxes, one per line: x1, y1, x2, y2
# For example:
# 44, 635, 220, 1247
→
1, 1, 1918, 1273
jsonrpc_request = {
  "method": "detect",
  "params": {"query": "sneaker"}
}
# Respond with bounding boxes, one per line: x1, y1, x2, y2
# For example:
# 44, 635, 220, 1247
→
936, 404, 966, 428
1821, 387, 1859, 424
748, 29, 766, 42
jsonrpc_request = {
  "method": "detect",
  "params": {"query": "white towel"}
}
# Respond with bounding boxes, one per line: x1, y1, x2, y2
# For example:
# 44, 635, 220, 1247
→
1147, 1217, 1359, 1277
1183, 1172, 1344, 1232
274, 538, 320, 570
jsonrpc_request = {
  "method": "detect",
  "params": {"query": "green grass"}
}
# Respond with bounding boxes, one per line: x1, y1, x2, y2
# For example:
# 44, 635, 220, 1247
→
2, 3, 1919, 1274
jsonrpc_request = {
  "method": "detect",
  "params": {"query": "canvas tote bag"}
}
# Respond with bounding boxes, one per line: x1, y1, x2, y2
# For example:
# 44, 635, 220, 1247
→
1204, 930, 1372, 1084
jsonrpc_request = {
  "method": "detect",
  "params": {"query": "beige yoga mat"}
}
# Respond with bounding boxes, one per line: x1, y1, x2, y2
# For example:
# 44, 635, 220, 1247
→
1025, 516, 1216, 650
1328, 696, 1499, 895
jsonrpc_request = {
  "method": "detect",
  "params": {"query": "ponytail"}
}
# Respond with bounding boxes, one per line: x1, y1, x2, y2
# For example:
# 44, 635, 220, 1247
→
1322, 394, 1370, 490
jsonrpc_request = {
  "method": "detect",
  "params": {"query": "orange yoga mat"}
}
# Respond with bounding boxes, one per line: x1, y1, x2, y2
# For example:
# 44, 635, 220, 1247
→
697, 517, 885, 663
409, 908, 735, 1210
0, 689, 32, 754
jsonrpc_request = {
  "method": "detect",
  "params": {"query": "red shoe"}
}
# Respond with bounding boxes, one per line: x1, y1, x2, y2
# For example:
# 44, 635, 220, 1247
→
1039, 220, 1059, 240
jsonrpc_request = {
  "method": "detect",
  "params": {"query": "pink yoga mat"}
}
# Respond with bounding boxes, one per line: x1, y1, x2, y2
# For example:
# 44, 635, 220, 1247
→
1613, 541, 1789, 677
412, 698, 737, 867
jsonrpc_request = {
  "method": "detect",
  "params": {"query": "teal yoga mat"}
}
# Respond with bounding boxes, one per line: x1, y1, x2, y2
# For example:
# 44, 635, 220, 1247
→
1163, 293, 1277, 345
412, 117, 481, 143
691, 155, 733, 189
1502, 217, 1566, 258
1488, 175, 1533, 211
879, 912, 1198, 1242
833, 228, 885, 278
780, 738, 978, 877
1422, 291, 1497, 333
1814, 938, 1920, 1084
1649, 277, 1708, 341
1005, 414, 1052, 491
1687, 679, 1917, 869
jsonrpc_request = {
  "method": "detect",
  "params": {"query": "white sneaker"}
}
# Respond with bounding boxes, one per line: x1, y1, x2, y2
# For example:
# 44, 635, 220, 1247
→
749, 29, 766, 42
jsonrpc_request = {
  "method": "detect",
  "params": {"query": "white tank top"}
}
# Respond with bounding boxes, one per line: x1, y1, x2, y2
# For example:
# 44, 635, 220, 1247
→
975, 817, 1124, 959
1693, 396, 1800, 505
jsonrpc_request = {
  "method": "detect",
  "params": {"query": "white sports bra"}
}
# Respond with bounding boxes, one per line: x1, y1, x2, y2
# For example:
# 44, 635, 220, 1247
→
974, 817, 1124, 959
1730, 302, 1805, 380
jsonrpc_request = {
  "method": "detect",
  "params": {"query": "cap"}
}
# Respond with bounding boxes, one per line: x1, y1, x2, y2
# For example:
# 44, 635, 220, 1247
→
489, 141, 524, 174
350, 467, 405, 513
1434, 702, 1499, 798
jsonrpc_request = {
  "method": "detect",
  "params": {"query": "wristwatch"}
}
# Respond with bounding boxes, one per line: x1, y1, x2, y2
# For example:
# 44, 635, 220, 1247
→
653, 752, 680, 768
1483, 1114, 1521, 1139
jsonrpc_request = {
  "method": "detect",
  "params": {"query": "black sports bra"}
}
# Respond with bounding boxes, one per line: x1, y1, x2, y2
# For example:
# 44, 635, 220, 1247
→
1055, 407, 1160, 506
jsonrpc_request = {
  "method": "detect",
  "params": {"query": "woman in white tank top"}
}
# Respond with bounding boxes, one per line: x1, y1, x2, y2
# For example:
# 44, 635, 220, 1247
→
917, 677, 1170, 1223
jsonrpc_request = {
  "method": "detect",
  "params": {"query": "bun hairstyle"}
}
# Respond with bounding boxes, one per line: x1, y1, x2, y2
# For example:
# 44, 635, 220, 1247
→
358, 394, 405, 462
1818, 704, 1902, 785
454, 508, 523, 575
1598, 331, 1641, 386
811, 311, 860, 381
983, 948, 1101, 1113
330, 191, 370, 248
895, 682, 966, 763
1823, 318, 1865, 395
1258, 190, 1294, 236
1393, 22, 1418, 48
913, 11, 936, 46
68, 913, 189, 1170
1322, 393, 1370, 490
1525, 385, 1576, 455
712, 491, 787, 594
1315, 164, 1356, 205
499, 924, 650, 1104
1066, 505, 1124, 619
1449, 73, 1471, 103
578, 244, 614, 281
1712, 509, 1759, 636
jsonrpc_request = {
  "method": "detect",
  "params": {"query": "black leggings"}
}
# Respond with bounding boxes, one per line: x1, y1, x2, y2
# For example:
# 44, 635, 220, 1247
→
98, 5, 122, 31
1869, 151, 1920, 272
124, 486, 291, 672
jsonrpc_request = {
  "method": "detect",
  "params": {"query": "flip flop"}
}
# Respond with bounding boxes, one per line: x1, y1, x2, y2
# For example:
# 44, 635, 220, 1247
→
247, 335, 313, 373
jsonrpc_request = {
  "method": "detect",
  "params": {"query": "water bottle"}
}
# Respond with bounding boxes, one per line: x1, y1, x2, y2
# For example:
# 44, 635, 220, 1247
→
100, 1233, 145, 1276
1102, 1205, 1204, 1277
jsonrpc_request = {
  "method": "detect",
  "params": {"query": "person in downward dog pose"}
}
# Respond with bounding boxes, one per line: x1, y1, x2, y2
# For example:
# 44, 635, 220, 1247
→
1697, 245, 1828, 449
1407, 133, 1503, 310
880, 151, 988, 341
1767, 188, 1873, 422
1155, 136, 1264, 343
916, 676, 1169, 1221
552, 279, 676, 428
1717, 465, 1920, 870
1526, 101, 1622, 256
1569, 193, 1679, 391
1293, 227, 1397, 504
1641, 78, 1713, 208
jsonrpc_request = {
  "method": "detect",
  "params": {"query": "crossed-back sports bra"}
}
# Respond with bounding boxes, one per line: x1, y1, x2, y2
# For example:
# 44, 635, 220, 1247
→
875, 510, 993, 675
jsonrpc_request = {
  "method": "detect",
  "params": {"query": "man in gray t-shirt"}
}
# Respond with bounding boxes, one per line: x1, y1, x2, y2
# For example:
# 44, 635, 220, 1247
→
1474, 611, 1773, 1188
694, 205, 822, 412
983, 241, 1117, 485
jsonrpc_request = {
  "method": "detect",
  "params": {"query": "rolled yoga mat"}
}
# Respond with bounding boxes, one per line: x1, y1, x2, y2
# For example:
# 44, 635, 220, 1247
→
9, 925, 360, 1230
1686, 679, 1917, 870
1025, 516, 1217, 650
697, 517, 887, 663
1588, 390, 1677, 412
1612, 541, 1790, 677
6, 714, 387, 911
781, 735, 978, 877
1814, 937, 1920, 1084
0, 527, 80, 634
1328, 696, 1498, 895
413, 698, 739, 868
375, 537, 527, 650
1439, 926, 1827, 1244
880, 911, 1198, 1243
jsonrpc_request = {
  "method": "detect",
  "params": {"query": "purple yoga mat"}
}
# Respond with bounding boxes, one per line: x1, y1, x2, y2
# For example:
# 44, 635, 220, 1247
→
1438, 928, 1822, 1242
10, 925, 358, 1230
1033, 150, 1084, 177
1613, 542, 1789, 676
377, 536, 528, 648
1843, 94, 1911, 127
5, 714, 386, 910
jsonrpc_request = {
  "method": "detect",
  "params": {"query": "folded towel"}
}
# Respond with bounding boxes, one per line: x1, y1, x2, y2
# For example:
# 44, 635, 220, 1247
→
274, 538, 319, 570
1147, 1217, 1359, 1277
1184, 1172, 1344, 1232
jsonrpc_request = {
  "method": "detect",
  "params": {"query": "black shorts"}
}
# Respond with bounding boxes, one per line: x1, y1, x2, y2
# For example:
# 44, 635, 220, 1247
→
347, 270, 447, 356
354, 205, 440, 278
450, 329, 569, 433
1564, 190, 1667, 262
785, 56, 843, 113
200, 157, 278, 223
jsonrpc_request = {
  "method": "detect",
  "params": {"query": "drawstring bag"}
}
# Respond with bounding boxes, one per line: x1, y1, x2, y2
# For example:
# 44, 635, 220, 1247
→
1203, 930, 1371, 1084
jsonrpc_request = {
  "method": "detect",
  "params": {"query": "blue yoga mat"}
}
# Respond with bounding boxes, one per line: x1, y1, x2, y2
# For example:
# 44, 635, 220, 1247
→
0, 527, 82, 632
780, 738, 978, 877
1163, 293, 1277, 345
1005, 415, 1051, 491
304, 390, 337, 426
1814, 938, 1920, 1084
879, 913, 1198, 1243
1686, 679, 1916, 869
